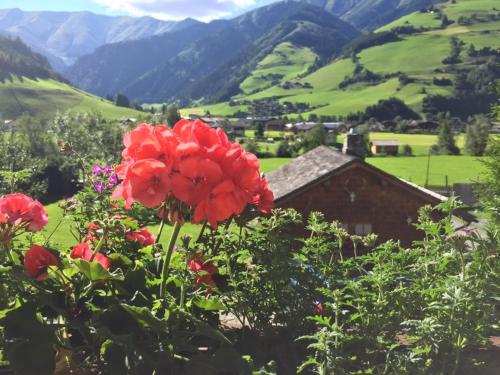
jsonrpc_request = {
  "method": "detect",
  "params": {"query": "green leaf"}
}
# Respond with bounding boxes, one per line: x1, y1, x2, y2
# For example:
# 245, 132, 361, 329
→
74, 259, 123, 282
121, 304, 169, 331
179, 310, 231, 345
193, 297, 226, 311
1, 303, 56, 375
108, 253, 133, 267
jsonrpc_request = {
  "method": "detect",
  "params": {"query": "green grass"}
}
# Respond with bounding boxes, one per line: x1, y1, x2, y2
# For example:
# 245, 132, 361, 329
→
352, 132, 465, 156
260, 153, 485, 187
239, 42, 317, 95
41, 202, 201, 249
0, 77, 142, 120
443, 0, 498, 21
358, 33, 451, 75
260, 158, 292, 173
367, 155, 486, 186
376, 11, 443, 32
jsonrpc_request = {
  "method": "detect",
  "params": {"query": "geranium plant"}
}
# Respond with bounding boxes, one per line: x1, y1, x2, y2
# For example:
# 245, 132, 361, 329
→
0, 119, 273, 375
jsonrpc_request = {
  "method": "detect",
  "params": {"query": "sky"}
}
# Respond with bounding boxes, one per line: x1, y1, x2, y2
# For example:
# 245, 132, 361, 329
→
0, 0, 277, 21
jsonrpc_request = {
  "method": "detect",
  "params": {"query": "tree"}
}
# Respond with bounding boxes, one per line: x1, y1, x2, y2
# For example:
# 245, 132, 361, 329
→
244, 139, 259, 155
465, 115, 491, 156
364, 97, 420, 121
166, 105, 181, 127
436, 117, 460, 155
115, 93, 130, 108
401, 144, 413, 156
276, 141, 293, 157
254, 122, 265, 138
301, 125, 329, 152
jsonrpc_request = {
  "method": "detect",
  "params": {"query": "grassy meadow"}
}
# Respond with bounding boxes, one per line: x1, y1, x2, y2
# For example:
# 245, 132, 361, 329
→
238, 42, 317, 95
0, 77, 142, 120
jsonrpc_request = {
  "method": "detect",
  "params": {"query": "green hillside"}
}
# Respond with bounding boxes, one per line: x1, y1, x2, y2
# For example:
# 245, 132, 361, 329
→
0, 34, 142, 120
183, 0, 499, 118
238, 42, 317, 95
0, 77, 142, 120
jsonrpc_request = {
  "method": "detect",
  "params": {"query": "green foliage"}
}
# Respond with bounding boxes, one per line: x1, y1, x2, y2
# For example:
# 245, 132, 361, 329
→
436, 117, 460, 155
0, 35, 60, 82
301, 124, 336, 152
465, 115, 491, 156
298, 200, 500, 374
480, 137, 500, 225
0, 112, 129, 199
115, 93, 130, 108
401, 144, 413, 156
166, 105, 182, 126
363, 97, 420, 121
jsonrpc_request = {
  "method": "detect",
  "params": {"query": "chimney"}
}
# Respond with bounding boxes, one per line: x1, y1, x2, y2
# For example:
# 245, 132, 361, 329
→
342, 128, 366, 159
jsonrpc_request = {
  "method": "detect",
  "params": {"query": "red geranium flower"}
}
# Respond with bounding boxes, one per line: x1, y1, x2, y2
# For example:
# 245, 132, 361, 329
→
24, 244, 58, 281
171, 156, 223, 206
126, 228, 156, 246
193, 180, 243, 228
0, 193, 48, 232
188, 255, 218, 289
114, 159, 171, 209
112, 120, 274, 228
252, 177, 274, 214
122, 124, 178, 169
70, 243, 110, 270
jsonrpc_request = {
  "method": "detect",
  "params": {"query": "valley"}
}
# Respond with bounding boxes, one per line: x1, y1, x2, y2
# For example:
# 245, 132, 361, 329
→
183, 0, 499, 119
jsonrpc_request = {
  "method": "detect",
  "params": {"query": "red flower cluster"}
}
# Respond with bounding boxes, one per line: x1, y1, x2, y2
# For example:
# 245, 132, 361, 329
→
71, 243, 110, 270
188, 255, 218, 289
126, 228, 156, 246
112, 120, 274, 228
24, 245, 58, 281
0, 194, 48, 232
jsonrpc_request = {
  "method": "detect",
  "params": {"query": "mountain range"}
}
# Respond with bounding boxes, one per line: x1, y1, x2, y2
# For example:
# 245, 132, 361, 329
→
298, 0, 440, 30
0, 8, 198, 71
1, 0, 497, 120
0, 0, 440, 74
65, 1, 360, 103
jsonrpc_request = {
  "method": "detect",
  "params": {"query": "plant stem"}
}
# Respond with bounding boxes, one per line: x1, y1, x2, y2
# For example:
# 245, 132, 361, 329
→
90, 229, 108, 262
196, 221, 207, 243
156, 214, 167, 245
159, 221, 182, 299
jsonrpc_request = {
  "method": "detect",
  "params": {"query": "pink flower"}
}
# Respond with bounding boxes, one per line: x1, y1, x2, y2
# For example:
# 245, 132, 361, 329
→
0, 193, 48, 232
126, 228, 156, 246
24, 244, 58, 281
70, 243, 110, 270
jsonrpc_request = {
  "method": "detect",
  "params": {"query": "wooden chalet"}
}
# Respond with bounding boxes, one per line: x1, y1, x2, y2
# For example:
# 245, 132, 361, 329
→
266, 139, 448, 247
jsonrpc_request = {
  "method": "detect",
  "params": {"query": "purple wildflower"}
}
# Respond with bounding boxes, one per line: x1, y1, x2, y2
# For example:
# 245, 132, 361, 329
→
93, 182, 106, 193
92, 164, 103, 176
102, 164, 112, 174
107, 173, 118, 188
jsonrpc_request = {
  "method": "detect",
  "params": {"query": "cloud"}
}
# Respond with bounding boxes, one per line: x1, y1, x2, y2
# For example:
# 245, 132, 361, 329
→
92, 0, 260, 21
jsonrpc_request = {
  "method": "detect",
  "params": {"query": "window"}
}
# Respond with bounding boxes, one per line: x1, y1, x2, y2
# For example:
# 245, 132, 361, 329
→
354, 223, 372, 236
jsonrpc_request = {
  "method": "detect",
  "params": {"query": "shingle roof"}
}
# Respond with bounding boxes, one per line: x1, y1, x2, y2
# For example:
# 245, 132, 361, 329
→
265, 146, 448, 204
265, 146, 357, 201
